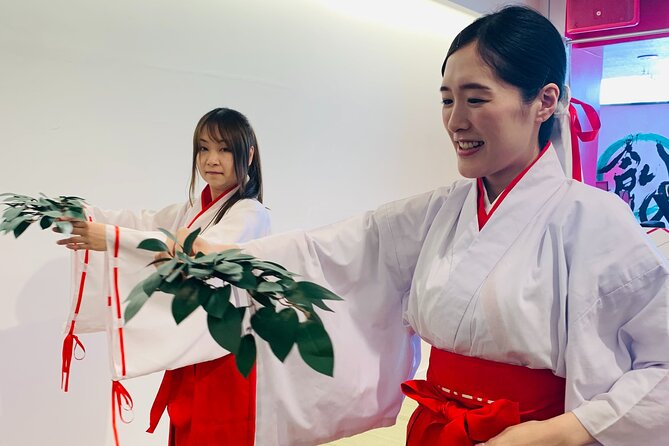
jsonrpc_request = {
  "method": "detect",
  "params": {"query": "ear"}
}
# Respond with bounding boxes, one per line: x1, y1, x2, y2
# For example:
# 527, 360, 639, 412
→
536, 83, 560, 123
248, 146, 255, 167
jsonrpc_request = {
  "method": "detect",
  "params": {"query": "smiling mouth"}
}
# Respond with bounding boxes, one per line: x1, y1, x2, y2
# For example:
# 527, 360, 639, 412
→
457, 141, 484, 150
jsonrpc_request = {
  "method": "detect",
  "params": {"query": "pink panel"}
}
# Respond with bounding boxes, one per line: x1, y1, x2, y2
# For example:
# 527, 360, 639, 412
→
566, 0, 640, 34
567, 0, 669, 47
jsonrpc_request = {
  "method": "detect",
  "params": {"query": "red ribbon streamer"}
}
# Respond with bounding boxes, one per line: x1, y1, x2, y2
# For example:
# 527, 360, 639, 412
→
61, 216, 92, 392
568, 98, 602, 182
112, 225, 127, 377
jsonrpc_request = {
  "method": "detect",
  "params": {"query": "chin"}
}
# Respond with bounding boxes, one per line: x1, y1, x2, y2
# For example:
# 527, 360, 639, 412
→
457, 163, 482, 179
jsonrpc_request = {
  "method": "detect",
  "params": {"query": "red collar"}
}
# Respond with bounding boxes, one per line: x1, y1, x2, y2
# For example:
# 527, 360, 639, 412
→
187, 185, 237, 228
476, 142, 550, 230
201, 184, 236, 208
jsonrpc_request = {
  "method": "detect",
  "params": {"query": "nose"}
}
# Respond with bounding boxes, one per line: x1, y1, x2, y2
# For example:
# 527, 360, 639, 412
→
204, 152, 220, 166
444, 102, 469, 134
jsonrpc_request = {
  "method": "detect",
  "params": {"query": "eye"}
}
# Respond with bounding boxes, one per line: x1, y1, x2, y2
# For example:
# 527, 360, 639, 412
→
468, 98, 487, 104
441, 98, 453, 106
199, 146, 208, 152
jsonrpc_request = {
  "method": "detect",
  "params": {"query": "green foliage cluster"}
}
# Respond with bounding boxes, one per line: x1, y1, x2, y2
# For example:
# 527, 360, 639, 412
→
0, 193, 86, 237
129, 228, 341, 377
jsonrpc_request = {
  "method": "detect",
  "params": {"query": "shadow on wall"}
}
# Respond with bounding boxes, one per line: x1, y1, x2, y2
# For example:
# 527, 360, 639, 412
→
0, 259, 109, 446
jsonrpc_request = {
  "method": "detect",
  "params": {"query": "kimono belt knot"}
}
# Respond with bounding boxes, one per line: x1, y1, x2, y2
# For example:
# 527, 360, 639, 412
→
401, 379, 520, 446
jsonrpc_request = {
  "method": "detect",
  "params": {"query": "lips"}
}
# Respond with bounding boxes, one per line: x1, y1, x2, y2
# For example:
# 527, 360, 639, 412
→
458, 141, 484, 150
455, 140, 484, 158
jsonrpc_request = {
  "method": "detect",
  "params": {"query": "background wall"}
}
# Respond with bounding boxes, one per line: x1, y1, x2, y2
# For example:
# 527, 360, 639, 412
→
0, 1, 476, 445
598, 103, 669, 155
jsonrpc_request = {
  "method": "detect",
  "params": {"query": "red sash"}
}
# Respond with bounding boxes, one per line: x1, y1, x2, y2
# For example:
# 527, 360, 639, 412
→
148, 354, 255, 446
402, 348, 565, 446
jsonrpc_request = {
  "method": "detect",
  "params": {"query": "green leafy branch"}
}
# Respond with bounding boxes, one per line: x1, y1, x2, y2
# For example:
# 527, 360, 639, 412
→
126, 228, 342, 377
0, 193, 87, 238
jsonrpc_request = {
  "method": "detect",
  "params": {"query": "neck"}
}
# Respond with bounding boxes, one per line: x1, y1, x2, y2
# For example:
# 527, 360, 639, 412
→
483, 145, 541, 202
210, 185, 235, 200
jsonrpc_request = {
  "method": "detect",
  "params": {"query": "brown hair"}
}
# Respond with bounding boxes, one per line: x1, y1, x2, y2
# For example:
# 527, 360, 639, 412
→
189, 108, 263, 226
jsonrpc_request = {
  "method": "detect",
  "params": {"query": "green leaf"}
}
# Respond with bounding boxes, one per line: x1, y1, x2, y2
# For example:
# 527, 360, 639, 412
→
213, 261, 244, 277
159, 278, 180, 295
2, 206, 24, 220
206, 305, 243, 354
175, 251, 193, 262
137, 238, 169, 252
37, 198, 55, 209
248, 290, 276, 309
182, 227, 201, 255
256, 281, 284, 293
235, 334, 256, 377
42, 210, 64, 218
191, 252, 220, 264
39, 216, 54, 230
13, 220, 31, 238
252, 260, 294, 278
54, 220, 73, 236
200, 285, 231, 318
293, 281, 343, 301
0, 218, 16, 232
165, 263, 186, 283
188, 266, 212, 279
283, 281, 342, 313
58, 195, 86, 201
146, 257, 173, 267
251, 308, 298, 362
156, 258, 178, 277
171, 279, 201, 324
296, 320, 334, 376
64, 207, 86, 220
124, 283, 150, 322
141, 271, 163, 297
228, 265, 258, 290
217, 249, 254, 262
158, 228, 179, 247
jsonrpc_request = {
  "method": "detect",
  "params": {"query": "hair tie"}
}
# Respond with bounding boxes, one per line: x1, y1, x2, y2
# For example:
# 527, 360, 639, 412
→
550, 86, 601, 181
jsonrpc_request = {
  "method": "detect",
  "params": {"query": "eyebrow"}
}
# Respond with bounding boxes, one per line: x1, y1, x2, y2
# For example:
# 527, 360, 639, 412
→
199, 138, 227, 145
440, 83, 492, 92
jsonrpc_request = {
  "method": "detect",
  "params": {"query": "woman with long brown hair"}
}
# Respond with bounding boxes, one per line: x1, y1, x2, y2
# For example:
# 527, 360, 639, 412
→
57, 107, 269, 445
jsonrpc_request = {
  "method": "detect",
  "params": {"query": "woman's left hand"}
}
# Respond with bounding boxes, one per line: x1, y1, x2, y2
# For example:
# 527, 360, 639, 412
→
154, 227, 202, 264
478, 413, 594, 446
55, 219, 108, 251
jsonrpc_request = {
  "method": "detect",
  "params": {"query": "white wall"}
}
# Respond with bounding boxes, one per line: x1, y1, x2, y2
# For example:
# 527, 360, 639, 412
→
0, 1, 475, 444
440, 0, 566, 34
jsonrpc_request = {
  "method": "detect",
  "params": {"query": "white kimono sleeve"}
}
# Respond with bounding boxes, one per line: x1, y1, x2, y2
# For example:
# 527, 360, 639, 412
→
65, 203, 188, 334
566, 198, 669, 445
242, 188, 453, 446
110, 199, 271, 379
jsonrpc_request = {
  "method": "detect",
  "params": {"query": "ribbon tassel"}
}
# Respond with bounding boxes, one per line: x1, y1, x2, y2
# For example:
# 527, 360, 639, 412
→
112, 380, 134, 446
61, 327, 86, 392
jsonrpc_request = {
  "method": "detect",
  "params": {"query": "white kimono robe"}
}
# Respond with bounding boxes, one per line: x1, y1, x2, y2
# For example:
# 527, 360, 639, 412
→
64, 187, 271, 380
235, 145, 668, 445
67, 147, 669, 445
